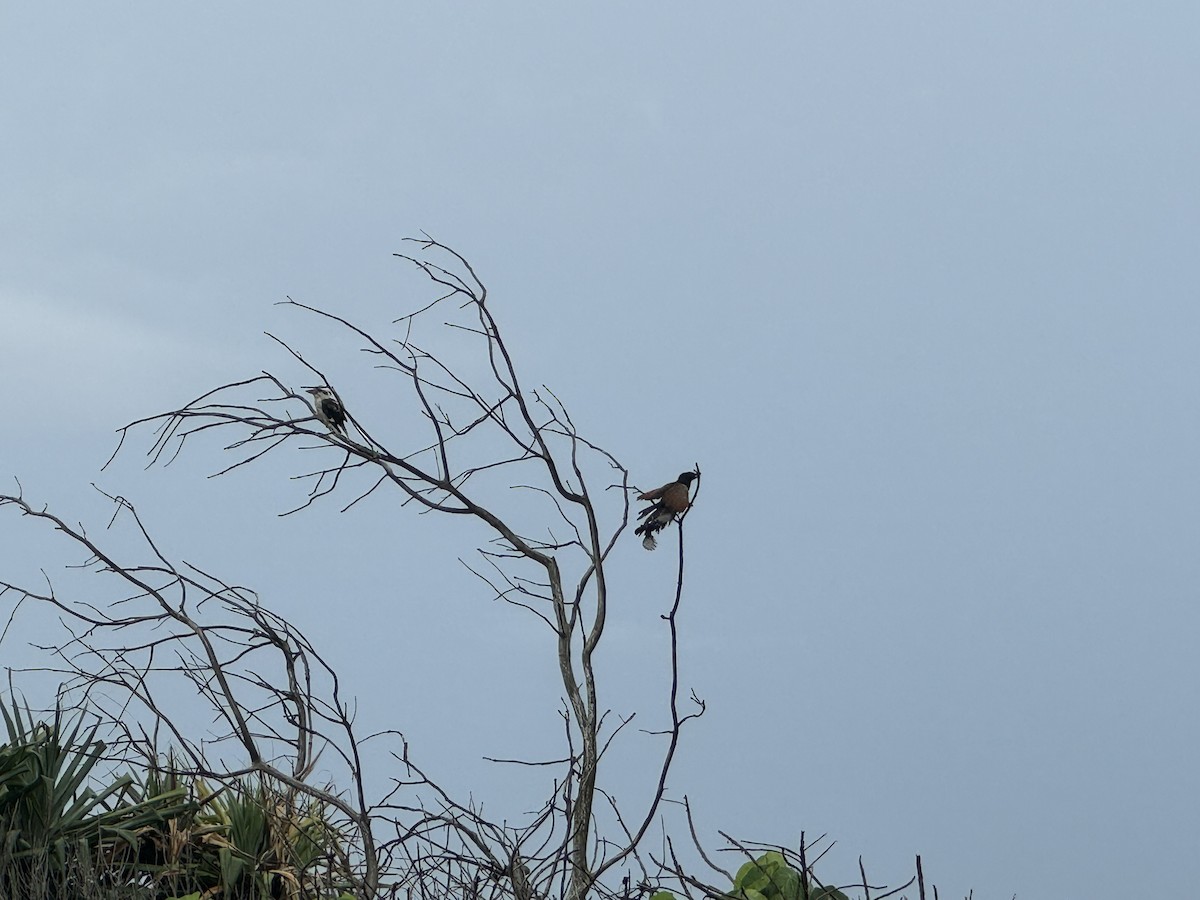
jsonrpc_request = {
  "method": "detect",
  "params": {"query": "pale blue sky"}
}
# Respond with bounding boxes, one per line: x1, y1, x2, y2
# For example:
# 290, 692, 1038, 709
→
3, 4, 1200, 897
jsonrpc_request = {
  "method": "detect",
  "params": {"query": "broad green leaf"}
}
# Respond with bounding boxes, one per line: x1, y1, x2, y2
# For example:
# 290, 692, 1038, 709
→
734, 858, 772, 892
768, 863, 801, 900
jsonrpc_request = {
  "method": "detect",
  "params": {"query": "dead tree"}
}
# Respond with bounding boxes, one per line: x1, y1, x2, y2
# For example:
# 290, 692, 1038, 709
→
3, 237, 704, 900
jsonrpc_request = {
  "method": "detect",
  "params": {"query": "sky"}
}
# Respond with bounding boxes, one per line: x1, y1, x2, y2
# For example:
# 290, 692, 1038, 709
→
3, 3, 1200, 897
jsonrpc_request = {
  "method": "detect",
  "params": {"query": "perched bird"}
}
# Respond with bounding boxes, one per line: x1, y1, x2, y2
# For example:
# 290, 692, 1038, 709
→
634, 471, 698, 550
304, 385, 348, 436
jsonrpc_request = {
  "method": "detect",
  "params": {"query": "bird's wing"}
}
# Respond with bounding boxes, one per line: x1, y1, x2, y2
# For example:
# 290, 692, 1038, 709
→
637, 482, 673, 501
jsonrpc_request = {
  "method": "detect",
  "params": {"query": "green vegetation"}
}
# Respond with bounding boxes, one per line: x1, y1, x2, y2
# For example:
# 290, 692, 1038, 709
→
0, 698, 353, 899
0, 699, 190, 899
730, 852, 849, 900
652, 852, 850, 900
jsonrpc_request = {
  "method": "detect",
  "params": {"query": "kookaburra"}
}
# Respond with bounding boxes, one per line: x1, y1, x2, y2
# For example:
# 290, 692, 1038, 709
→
634, 471, 698, 550
304, 386, 348, 436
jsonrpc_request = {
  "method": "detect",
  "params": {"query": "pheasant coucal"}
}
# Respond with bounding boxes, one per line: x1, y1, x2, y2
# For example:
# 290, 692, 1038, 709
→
634, 471, 698, 550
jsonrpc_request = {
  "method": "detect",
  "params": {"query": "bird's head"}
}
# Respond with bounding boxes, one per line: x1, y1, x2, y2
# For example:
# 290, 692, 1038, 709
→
304, 385, 335, 400
677, 471, 698, 486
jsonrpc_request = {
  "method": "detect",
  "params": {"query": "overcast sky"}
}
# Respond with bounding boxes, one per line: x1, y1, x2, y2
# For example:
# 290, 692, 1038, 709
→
3, 4, 1199, 898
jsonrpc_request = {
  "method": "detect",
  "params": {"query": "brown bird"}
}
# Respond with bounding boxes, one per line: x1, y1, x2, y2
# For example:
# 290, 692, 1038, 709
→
634, 471, 698, 550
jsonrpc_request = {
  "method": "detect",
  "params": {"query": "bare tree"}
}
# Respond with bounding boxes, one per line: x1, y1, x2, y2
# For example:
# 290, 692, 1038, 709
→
3, 237, 705, 900
0, 485, 378, 896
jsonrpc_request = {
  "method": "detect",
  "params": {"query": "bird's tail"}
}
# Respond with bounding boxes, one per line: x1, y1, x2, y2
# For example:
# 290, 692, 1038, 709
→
635, 505, 670, 550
